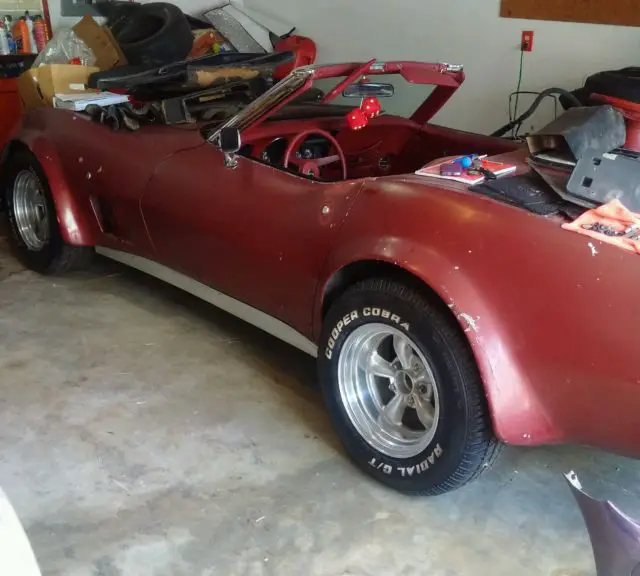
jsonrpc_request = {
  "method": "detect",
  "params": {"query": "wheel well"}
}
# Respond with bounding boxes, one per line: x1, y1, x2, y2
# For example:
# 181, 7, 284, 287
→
321, 260, 449, 320
0, 140, 29, 211
1, 139, 28, 165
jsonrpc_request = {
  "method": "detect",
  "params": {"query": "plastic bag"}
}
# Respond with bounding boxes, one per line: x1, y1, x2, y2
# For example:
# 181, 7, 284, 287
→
562, 199, 640, 255
33, 28, 96, 67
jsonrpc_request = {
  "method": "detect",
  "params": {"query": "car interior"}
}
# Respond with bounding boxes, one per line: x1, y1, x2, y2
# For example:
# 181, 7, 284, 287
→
239, 109, 520, 181
200, 84, 520, 182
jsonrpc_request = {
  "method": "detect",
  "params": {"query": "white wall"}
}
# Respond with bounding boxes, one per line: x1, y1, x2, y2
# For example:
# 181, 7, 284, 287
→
49, 4, 86, 32
238, 0, 640, 134
50, 0, 640, 134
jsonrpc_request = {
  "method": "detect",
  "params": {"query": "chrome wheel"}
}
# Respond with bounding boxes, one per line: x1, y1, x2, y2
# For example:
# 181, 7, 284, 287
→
337, 323, 440, 459
12, 170, 50, 251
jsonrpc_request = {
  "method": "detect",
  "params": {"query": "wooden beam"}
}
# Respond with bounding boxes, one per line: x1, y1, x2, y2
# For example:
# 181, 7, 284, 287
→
500, 0, 640, 27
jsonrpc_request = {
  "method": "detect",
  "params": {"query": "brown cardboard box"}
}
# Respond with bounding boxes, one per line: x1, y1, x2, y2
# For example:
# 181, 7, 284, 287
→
73, 15, 127, 71
17, 15, 126, 112
18, 65, 100, 111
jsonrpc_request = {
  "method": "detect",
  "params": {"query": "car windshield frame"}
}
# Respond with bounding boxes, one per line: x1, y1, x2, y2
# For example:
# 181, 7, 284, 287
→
209, 60, 464, 144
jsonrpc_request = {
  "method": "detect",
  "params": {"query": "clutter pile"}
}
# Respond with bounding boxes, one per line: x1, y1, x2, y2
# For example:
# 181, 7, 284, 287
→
16, 1, 316, 131
523, 104, 640, 253
417, 92, 640, 255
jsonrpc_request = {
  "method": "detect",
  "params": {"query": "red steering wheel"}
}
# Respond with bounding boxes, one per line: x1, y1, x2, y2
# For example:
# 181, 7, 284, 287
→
283, 129, 347, 180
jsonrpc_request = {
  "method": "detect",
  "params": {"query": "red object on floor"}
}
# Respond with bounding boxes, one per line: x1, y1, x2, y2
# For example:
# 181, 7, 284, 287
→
0, 78, 21, 151
593, 93, 640, 152
273, 35, 317, 80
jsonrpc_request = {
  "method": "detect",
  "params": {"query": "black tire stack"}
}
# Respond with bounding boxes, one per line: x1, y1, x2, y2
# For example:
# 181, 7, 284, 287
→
100, 1, 194, 66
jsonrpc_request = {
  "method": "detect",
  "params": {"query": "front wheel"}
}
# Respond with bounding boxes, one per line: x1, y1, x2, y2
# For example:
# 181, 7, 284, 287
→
318, 278, 501, 495
3, 149, 92, 274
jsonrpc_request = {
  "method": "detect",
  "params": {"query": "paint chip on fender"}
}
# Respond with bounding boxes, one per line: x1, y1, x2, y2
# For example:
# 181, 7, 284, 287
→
458, 312, 479, 333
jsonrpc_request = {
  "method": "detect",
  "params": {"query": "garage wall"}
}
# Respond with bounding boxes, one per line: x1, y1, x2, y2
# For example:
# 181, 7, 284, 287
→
48, 3, 81, 30
235, 0, 640, 134
49, 0, 640, 134
1, 0, 43, 18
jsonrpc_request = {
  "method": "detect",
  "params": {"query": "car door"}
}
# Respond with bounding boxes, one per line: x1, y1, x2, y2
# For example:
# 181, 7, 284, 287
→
140, 144, 364, 336
52, 113, 203, 257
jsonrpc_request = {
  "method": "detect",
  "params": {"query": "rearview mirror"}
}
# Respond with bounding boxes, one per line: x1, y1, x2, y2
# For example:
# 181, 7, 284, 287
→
219, 127, 242, 154
342, 82, 394, 99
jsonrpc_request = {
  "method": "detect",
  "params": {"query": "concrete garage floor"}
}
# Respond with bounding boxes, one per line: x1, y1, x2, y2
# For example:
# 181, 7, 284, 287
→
1, 232, 640, 576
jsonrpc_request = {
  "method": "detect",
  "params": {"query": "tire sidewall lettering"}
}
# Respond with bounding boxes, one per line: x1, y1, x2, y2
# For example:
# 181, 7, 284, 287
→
368, 443, 443, 476
324, 307, 410, 359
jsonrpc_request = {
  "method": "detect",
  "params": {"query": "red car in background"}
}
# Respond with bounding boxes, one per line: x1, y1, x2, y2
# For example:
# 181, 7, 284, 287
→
2, 59, 638, 495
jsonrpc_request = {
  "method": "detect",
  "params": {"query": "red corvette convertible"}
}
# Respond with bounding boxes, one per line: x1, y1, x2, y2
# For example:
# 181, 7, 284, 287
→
2, 60, 638, 495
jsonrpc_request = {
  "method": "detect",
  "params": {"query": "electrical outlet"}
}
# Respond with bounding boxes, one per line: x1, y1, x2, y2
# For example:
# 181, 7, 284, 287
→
521, 30, 534, 52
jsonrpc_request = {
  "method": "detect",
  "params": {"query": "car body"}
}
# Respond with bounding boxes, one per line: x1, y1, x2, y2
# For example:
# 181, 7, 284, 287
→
3, 59, 638, 494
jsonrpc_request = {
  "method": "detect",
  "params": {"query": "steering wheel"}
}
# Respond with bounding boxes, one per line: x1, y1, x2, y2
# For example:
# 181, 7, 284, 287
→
283, 129, 347, 180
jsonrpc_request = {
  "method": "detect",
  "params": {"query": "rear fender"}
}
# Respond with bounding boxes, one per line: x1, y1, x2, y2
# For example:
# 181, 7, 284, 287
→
315, 236, 560, 446
4, 134, 95, 246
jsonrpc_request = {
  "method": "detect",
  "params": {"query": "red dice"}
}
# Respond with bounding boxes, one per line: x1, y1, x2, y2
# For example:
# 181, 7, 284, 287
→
346, 108, 369, 130
361, 96, 382, 118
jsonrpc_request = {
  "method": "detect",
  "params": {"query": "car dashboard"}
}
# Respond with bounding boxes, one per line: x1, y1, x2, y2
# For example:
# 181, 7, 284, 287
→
241, 134, 335, 167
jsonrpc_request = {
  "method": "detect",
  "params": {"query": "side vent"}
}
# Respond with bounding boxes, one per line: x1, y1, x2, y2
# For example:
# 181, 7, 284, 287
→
89, 195, 116, 234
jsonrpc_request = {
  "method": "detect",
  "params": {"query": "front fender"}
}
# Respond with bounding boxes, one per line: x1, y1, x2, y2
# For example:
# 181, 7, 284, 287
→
5, 129, 95, 246
316, 232, 558, 447
314, 178, 587, 447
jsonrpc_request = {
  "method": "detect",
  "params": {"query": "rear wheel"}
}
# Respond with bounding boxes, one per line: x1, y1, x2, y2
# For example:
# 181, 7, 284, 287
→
3, 149, 92, 274
318, 278, 501, 495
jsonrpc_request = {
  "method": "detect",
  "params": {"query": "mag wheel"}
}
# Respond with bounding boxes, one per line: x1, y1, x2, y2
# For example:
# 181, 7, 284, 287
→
3, 149, 92, 274
12, 168, 50, 251
319, 278, 501, 495
338, 323, 440, 459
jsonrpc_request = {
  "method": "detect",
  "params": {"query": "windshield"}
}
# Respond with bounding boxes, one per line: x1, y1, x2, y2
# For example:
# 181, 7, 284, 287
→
209, 68, 313, 141
207, 61, 463, 140
313, 73, 435, 119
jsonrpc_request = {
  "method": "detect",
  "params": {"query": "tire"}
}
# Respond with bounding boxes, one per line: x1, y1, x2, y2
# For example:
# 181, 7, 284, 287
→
3, 149, 92, 275
318, 278, 501, 495
584, 68, 640, 104
111, 3, 193, 66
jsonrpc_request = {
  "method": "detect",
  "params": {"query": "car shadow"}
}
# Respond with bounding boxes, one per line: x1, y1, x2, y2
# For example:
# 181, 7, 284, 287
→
78, 258, 640, 506
76, 255, 342, 453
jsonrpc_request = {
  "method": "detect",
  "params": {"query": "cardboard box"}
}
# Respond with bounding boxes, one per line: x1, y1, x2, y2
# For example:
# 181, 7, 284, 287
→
18, 15, 126, 112
18, 65, 100, 111
73, 15, 127, 71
